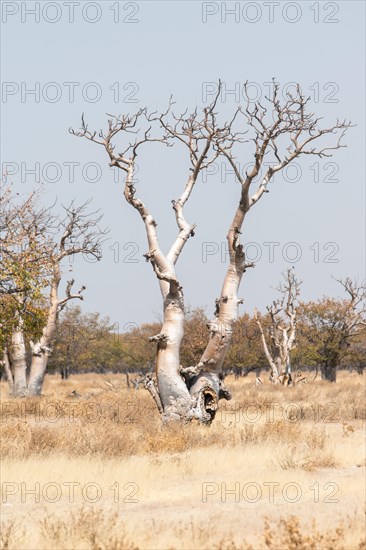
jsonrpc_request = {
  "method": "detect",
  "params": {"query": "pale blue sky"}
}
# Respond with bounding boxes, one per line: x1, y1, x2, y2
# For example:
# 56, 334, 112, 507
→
1, 1, 365, 330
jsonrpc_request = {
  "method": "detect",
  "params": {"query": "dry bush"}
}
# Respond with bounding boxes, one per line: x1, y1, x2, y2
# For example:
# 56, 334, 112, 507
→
0, 508, 137, 550
0, 423, 32, 459
39, 507, 137, 550
0, 519, 25, 550
1, 507, 365, 550
280, 426, 337, 471
216, 513, 366, 550
262, 514, 365, 550
1, 372, 365, 462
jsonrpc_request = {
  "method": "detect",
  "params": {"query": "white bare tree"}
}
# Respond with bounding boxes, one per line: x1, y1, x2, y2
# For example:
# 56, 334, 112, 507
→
254, 269, 301, 385
72, 81, 351, 422
72, 91, 233, 421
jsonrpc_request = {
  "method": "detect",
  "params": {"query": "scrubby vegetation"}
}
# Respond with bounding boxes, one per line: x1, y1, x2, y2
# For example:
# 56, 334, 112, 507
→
1, 371, 365, 549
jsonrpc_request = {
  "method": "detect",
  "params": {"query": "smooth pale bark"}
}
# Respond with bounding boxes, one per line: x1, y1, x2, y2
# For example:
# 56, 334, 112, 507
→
188, 199, 252, 418
10, 318, 28, 397
282, 329, 293, 379
27, 353, 48, 396
256, 318, 296, 385
255, 314, 279, 381
27, 265, 60, 396
152, 270, 191, 418
122, 166, 193, 419
270, 328, 285, 384
155, 286, 193, 419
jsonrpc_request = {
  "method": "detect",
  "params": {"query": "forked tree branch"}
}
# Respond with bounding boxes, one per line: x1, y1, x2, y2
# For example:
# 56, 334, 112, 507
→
58, 279, 86, 310
215, 79, 352, 214
71, 88, 243, 292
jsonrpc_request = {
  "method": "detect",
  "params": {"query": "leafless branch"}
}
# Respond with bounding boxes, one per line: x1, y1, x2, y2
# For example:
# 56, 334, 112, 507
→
214, 78, 352, 212
57, 200, 107, 262
58, 279, 86, 310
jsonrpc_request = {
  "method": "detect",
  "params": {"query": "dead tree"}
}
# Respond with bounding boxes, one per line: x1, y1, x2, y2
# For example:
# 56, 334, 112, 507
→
72, 80, 351, 422
254, 269, 301, 385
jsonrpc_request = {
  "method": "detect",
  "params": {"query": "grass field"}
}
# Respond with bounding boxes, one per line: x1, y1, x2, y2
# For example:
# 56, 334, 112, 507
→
1, 371, 365, 549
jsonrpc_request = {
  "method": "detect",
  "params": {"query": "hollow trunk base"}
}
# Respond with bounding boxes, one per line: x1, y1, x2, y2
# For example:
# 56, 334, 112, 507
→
145, 370, 231, 424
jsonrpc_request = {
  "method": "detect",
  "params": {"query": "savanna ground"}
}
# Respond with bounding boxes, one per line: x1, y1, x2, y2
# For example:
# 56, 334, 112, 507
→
0, 371, 365, 550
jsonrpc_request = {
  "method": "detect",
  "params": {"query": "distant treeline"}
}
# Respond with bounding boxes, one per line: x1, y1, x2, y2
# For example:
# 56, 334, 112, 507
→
39, 304, 365, 379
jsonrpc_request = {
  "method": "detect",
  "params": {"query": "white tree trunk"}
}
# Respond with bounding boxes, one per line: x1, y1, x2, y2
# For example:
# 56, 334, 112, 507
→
254, 313, 280, 382
154, 285, 193, 420
256, 314, 296, 385
27, 276, 59, 396
187, 204, 252, 419
10, 324, 28, 397
6, 270, 60, 398
27, 352, 49, 396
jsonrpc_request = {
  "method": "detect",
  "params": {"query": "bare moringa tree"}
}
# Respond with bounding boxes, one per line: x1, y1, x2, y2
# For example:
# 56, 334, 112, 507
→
254, 269, 301, 385
72, 92, 235, 421
200, 81, 350, 399
72, 81, 351, 422
1, 195, 105, 397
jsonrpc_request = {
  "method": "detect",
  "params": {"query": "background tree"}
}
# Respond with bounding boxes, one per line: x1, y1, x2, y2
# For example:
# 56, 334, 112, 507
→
254, 269, 301, 385
298, 278, 366, 382
180, 308, 209, 369
0, 190, 54, 395
119, 322, 160, 373
345, 335, 366, 375
1, 193, 106, 397
225, 313, 266, 376
48, 306, 117, 377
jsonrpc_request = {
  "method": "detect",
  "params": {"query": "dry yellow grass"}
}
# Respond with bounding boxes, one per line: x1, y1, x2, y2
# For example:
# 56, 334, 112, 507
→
1, 371, 365, 549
